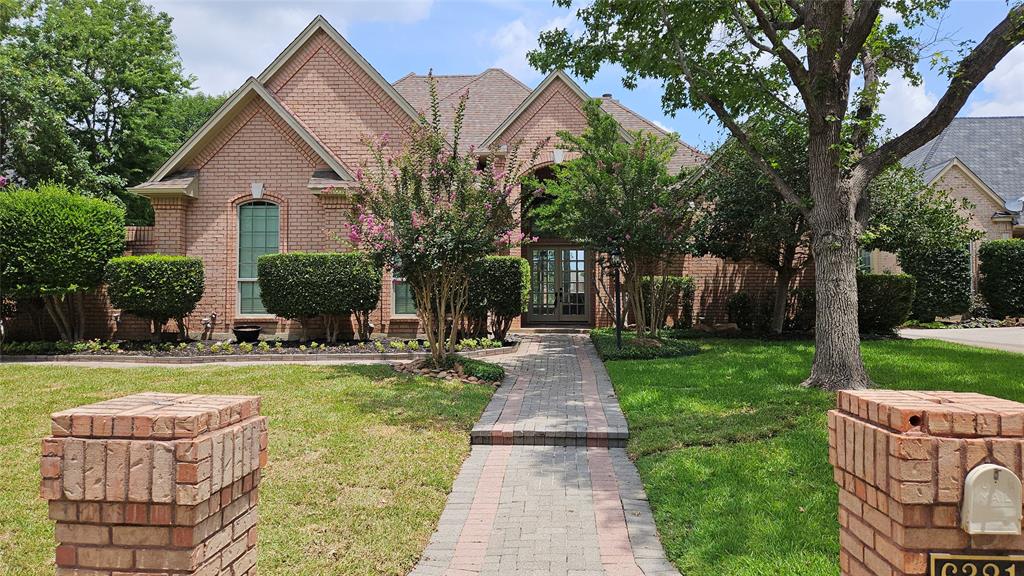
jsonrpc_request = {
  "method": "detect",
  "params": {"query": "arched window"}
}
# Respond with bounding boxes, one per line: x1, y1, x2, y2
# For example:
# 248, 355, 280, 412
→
238, 201, 279, 315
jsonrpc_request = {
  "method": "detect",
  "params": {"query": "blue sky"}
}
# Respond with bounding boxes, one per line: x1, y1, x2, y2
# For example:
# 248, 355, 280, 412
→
152, 0, 1024, 153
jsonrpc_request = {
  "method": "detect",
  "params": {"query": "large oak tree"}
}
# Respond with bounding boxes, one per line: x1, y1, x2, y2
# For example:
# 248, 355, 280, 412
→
531, 0, 1024, 390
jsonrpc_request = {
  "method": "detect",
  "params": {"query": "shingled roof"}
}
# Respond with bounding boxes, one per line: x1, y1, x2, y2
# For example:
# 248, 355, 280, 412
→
392, 68, 705, 172
901, 117, 1024, 213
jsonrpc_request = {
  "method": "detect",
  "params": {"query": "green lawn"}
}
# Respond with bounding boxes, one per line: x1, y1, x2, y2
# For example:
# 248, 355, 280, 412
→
605, 338, 1024, 576
0, 363, 493, 576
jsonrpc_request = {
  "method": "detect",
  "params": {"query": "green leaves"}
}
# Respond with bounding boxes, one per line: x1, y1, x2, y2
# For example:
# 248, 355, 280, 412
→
105, 255, 205, 324
978, 239, 1024, 319
256, 252, 383, 321
1, 0, 195, 224
0, 183, 125, 299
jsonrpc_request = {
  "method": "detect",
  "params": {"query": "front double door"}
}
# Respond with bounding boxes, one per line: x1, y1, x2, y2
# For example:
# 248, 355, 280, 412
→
528, 247, 590, 324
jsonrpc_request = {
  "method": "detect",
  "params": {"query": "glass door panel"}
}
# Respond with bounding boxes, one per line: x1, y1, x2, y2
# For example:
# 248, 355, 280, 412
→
559, 248, 588, 321
529, 249, 558, 320
527, 247, 589, 323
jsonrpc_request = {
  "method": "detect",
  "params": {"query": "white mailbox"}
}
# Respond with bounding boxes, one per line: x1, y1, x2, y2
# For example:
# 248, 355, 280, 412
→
962, 464, 1023, 535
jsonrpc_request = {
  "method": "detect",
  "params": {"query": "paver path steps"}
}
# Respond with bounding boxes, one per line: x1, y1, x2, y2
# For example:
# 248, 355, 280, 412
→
410, 335, 680, 576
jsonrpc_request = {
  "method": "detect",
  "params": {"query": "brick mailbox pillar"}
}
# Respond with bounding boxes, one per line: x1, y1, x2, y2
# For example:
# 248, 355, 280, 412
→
40, 393, 268, 575
830, 390, 1024, 576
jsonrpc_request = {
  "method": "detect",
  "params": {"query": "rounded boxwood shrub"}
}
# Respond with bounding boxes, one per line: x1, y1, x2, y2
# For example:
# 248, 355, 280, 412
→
979, 239, 1024, 319
857, 273, 916, 334
106, 255, 205, 341
467, 256, 530, 342
257, 252, 382, 341
0, 184, 125, 341
640, 275, 696, 329
898, 246, 971, 321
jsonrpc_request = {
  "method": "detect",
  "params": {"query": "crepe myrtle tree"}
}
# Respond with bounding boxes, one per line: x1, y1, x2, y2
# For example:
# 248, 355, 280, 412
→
530, 99, 700, 338
531, 0, 1024, 390
351, 76, 540, 366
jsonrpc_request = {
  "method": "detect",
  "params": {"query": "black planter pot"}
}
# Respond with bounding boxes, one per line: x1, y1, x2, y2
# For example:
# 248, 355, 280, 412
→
232, 325, 262, 343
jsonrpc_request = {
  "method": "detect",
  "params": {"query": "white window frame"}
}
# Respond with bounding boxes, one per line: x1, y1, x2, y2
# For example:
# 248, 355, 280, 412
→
391, 275, 418, 319
237, 201, 279, 318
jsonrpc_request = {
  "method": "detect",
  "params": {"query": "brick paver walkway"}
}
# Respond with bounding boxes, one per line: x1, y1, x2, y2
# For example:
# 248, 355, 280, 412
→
411, 335, 679, 576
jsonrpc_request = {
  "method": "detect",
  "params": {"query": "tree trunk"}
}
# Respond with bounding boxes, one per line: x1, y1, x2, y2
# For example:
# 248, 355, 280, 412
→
770, 266, 795, 335
42, 295, 73, 342
804, 181, 871, 390
150, 319, 161, 343
176, 317, 188, 341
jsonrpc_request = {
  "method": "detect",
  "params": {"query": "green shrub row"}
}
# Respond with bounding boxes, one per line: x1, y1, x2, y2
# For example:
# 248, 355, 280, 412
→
857, 273, 916, 334
979, 239, 1024, 318
106, 255, 205, 341
466, 256, 530, 341
898, 246, 971, 321
257, 252, 382, 341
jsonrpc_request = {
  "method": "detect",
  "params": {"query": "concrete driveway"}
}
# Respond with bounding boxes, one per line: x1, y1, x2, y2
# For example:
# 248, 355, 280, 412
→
899, 327, 1024, 354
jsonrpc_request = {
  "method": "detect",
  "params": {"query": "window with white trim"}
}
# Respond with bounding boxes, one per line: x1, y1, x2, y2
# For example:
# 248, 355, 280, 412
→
393, 278, 417, 316
238, 201, 279, 315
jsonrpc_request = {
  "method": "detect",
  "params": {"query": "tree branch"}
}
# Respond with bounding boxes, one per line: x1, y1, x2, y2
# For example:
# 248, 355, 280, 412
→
743, 0, 815, 109
838, 0, 882, 73
669, 46, 810, 217
856, 4, 1024, 181
850, 50, 880, 155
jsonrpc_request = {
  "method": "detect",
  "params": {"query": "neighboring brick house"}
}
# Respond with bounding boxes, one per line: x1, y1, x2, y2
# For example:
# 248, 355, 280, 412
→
8, 16, 796, 341
864, 117, 1024, 282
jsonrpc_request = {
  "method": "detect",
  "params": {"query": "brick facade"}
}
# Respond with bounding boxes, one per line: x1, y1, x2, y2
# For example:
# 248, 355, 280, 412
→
830, 390, 1024, 576
5, 17, 798, 341
40, 393, 268, 575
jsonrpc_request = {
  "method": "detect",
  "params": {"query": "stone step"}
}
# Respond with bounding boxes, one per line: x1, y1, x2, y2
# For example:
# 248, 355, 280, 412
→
470, 426, 628, 447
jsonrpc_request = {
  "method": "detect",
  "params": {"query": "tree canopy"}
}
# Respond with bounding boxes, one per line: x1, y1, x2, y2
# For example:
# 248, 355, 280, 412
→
0, 0, 223, 224
531, 0, 1024, 390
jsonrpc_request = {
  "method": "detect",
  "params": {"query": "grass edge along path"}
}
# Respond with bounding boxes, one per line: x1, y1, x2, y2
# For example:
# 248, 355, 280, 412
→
604, 337, 1024, 576
0, 363, 493, 576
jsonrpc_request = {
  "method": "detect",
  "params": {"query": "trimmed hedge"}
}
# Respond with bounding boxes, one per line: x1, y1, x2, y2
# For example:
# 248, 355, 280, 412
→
106, 255, 205, 340
857, 273, 916, 334
979, 239, 1024, 318
898, 246, 971, 321
467, 256, 530, 342
640, 275, 696, 329
257, 252, 382, 341
0, 184, 125, 341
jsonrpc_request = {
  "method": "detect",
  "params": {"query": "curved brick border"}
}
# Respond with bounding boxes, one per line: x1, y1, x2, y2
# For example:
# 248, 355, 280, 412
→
1, 341, 519, 365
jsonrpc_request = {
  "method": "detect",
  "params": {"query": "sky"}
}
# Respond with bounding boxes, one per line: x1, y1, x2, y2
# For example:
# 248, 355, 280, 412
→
151, 0, 1024, 153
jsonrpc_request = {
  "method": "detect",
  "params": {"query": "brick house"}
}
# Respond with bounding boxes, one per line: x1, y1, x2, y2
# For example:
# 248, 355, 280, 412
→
864, 117, 1024, 283
11, 16, 795, 341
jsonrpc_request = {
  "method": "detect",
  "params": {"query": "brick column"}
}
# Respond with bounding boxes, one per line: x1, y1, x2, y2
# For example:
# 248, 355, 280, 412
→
149, 197, 190, 255
829, 390, 1024, 576
40, 393, 268, 576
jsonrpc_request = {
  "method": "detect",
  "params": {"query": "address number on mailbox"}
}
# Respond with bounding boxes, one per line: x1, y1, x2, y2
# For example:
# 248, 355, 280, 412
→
932, 554, 1024, 575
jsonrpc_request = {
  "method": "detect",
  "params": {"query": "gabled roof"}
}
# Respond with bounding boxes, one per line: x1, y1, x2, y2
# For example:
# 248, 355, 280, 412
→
140, 78, 353, 184
258, 15, 421, 127
901, 117, 1024, 212
478, 70, 633, 150
394, 69, 531, 148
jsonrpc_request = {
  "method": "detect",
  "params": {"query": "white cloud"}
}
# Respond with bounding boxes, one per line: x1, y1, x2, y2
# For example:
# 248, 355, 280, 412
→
966, 44, 1024, 117
489, 14, 577, 83
151, 0, 434, 94
876, 70, 938, 136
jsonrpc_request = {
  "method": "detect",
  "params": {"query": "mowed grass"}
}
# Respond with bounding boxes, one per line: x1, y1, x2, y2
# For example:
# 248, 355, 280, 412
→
0, 363, 493, 576
605, 338, 1024, 576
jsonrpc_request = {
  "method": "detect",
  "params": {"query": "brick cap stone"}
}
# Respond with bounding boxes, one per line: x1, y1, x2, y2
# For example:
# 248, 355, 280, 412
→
838, 390, 1024, 438
51, 393, 261, 439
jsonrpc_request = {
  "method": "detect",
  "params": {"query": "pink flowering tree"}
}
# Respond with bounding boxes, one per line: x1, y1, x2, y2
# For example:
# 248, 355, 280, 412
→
350, 77, 538, 365
530, 100, 700, 338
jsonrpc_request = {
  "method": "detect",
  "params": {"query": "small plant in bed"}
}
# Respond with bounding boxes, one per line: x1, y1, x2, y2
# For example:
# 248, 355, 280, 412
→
395, 355, 505, 384
589, 328, 700, 361
0, 337, 511, 357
